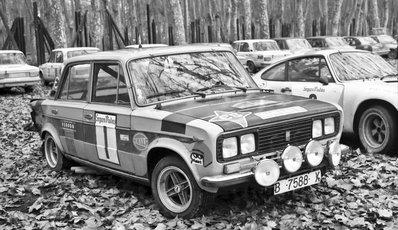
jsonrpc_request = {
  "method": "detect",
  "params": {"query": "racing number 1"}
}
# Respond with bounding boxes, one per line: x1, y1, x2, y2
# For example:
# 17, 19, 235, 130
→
95, 113, 119, 164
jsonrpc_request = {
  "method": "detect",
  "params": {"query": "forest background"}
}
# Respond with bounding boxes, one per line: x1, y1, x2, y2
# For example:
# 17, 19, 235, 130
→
0, 0, 397, 65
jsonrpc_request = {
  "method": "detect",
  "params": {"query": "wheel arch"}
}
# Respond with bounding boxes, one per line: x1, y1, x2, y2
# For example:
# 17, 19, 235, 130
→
40, 123, 65, 153
353, 99, 398, 134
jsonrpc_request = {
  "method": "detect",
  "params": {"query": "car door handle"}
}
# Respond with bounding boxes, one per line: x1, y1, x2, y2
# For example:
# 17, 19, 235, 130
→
84, 114, 93, 120
51, 109, 58, 115
281, 87, 292, 93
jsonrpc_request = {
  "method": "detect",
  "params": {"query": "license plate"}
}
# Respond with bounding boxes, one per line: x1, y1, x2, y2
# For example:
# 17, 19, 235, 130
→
274, 170, 321, 195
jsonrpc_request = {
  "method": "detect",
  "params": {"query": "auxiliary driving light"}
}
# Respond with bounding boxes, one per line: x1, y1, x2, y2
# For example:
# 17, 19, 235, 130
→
328, 141, 342, 167
304, 140, 324, 167
254, 159, 280, 187
281, 146, 303, 173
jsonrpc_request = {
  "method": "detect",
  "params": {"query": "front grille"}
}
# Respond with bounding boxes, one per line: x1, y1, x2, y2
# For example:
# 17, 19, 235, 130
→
216, 112, 340, 162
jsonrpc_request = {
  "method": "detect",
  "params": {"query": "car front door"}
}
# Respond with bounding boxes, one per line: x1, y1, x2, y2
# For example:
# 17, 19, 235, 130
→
83, 62, 135, 172
51, 62, 91, 157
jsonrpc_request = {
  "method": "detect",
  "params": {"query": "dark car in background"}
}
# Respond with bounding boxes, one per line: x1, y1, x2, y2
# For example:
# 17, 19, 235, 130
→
273, 37, 315, 54
370, 34, 398, 59
306, 36, 355, 51
344, 36, 389, 56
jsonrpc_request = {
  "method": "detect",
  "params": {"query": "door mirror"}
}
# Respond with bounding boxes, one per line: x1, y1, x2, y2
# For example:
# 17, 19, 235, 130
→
319, 75, 329, 85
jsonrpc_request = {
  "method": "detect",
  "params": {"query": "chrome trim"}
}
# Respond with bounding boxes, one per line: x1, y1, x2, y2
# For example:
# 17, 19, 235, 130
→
201, 171, 254, 187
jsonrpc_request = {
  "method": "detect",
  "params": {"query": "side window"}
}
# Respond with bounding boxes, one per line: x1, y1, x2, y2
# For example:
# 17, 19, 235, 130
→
288, 57, 320, 82
320, 58, 334, 82
261, 63, 286, 81
55, 52, 63, 63
232, 43, 239, 52
92, 63, 130, 105
59, 63, 90, 100
241, 43, 250, 52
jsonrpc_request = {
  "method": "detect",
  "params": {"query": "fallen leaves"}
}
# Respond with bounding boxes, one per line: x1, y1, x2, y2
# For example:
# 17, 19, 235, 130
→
0, 87, 398, 229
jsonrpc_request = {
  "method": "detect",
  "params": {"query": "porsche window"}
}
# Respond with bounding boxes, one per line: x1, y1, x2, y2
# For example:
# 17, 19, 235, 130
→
129, 51, 255, 105
59, 64, 90, 100
261, 63, 286, 81
287, 57, 332, 82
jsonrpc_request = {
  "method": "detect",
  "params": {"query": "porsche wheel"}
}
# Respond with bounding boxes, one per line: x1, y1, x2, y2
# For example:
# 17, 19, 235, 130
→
247, 61, 256, 73
358, 106, 397, 154
44, 134, 70, 171
151, 156, 213, 218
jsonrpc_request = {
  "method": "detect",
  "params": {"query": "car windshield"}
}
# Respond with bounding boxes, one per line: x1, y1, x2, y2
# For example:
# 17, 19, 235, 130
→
0, 52, 26, 65
128, 51, 256, 105
285, 39, 312, 50
330, 52, 398, 81
325, 37, 349, 46
67, 49, 99, 58
253, 41, 280, 51
377, 35, 397, 44
357, 37, 377, 45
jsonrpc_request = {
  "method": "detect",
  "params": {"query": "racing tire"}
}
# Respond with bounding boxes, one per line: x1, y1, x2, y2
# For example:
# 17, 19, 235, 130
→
44, 134, 71, 171
151, 156, 214, 218
387, 50, 397, 59
358, 105, 397, 154
247, 61, 256, 73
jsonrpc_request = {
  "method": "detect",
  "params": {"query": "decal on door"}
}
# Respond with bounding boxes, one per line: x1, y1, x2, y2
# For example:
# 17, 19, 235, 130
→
95, 113, 119, 164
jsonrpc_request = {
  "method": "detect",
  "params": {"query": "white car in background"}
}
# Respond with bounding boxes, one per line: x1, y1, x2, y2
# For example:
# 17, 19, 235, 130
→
0, 50, 40, 91
252, 49, 398, 154
39, 47, 100, 85
232, 39, 292, 73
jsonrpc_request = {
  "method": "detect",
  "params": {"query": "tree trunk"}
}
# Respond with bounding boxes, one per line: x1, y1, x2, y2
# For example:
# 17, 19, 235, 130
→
258, 0, 269, 39
296, 0, 305, 37
330, 0, 343, 36
49, 0, 67, 48
169, 0, 186, 44
382, 0, 388, 29
321, 0, 328, 35
342, 0, 358, 36
369, 0, 380, 30
223, 0, 232, 43
230, 0, 238, 41
354, 0, 363, 35
242, 0, 251, 39
90, 0, 103, 48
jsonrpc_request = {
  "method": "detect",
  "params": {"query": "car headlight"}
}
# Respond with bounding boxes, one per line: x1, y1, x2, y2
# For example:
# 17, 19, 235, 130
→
312, 120, 322, 138
324, 117, 335, 135
328, 141, 341, 167
254, 159, 280, 186
240, 134, 255, 154
281, 146, 303, 173
304, 140, 324, 167
222, 137, 238, 158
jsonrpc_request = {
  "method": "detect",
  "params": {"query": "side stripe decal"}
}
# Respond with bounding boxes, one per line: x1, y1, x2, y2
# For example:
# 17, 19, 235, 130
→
161, 113, 196, 134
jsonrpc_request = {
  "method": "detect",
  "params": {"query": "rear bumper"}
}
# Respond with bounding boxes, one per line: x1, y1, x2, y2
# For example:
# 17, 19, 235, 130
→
0, 76, 41, 88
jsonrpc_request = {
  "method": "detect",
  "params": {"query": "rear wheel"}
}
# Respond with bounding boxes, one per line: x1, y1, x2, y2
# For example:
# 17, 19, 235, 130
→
151, 156, 214, 218
44, 134, 70, 171
387, 49, 397, 59
247, 61, 256, 73
358, 106, 397, 154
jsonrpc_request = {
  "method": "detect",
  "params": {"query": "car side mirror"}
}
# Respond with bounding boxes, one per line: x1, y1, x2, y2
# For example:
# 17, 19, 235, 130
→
319, 75, 329, 85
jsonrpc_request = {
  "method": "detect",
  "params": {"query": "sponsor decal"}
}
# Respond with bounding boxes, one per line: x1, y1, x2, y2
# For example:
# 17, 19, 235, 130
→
95, 113, 116, 128
191, 153, 204, 165
233, 100, 276, 109
209, 111, 251, 128
303, 86, 325, 93
255, 106, 308, 120
120, 134, 129, 142
133, 132, 149, 151
61, 120, 75, 130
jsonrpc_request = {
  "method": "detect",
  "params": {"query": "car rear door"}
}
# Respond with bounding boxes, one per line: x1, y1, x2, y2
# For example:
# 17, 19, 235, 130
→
51, 62, 91, 157
83, 62, 135, 172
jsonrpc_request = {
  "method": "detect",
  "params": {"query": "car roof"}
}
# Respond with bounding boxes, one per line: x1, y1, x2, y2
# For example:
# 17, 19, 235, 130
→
306, 36, 344, 39
52, 47, 100, 52
0, 50, 24, 54
273, 37, 307, 41
265, 49, 369, 63
233, 39, 276, 43
64, 45, 234, 65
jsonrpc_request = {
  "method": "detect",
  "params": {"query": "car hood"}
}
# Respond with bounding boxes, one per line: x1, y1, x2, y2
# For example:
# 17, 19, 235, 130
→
329, 45, 356, 50
0, 64, 39, 73
344, 79, 398, 94
160, 92, 338, 132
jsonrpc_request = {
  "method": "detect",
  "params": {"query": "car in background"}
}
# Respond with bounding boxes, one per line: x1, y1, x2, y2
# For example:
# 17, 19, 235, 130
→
39, 47, 100, 85
370, 34, 398, 59
0, 50, 40, 91
252, 50, 398, 154
126, 44, 168, 49
232, 39, 292, 73
306, 36, 355, 51
273, 37, 315, 53
344, 36, 389, 56
25, 45, 343, 218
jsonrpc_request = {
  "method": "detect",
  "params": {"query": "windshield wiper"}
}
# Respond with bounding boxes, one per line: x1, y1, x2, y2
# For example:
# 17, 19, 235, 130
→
146, 90, 185, 99
380, 73, 398, 80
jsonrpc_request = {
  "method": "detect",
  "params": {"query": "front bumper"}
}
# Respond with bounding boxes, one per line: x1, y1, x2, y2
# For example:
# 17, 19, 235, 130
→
0, 76, 41, 88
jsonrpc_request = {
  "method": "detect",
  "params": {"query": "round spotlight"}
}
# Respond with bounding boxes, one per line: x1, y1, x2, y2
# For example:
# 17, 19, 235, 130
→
328, 141, 341, 167
305, 140, 325, 167
254, 159, 280, 187
281, 146, 303, 173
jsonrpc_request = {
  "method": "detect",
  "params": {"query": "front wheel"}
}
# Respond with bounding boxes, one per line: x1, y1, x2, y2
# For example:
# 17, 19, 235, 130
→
247, 61, 257, 73
44, 134, 70, 171
387, 49, 397, 59
358, 106, 397, 154
151, 156, 214, 218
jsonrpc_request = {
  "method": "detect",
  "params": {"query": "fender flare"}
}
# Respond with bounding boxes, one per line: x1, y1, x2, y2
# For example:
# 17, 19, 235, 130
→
40, 123, 64, 153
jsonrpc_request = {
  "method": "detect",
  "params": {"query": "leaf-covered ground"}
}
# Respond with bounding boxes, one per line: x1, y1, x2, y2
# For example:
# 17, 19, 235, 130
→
0, 86, 397, 230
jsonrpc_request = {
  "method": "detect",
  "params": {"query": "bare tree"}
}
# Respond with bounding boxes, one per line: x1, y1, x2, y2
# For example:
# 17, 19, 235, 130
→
230, 0, 238, 41
169, 0, 186, 44
369, 0, 381, 30
330, 0, 343, 36
242, 0, 251, 39
258, 0, 269, 39
90, 0, 103, 48
296, 0, 305, 37
49, 0, 67, 48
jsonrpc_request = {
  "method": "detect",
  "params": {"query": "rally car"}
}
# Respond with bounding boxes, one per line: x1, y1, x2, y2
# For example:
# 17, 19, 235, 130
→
252, 49, 398, 154
26, 45, 343, 218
